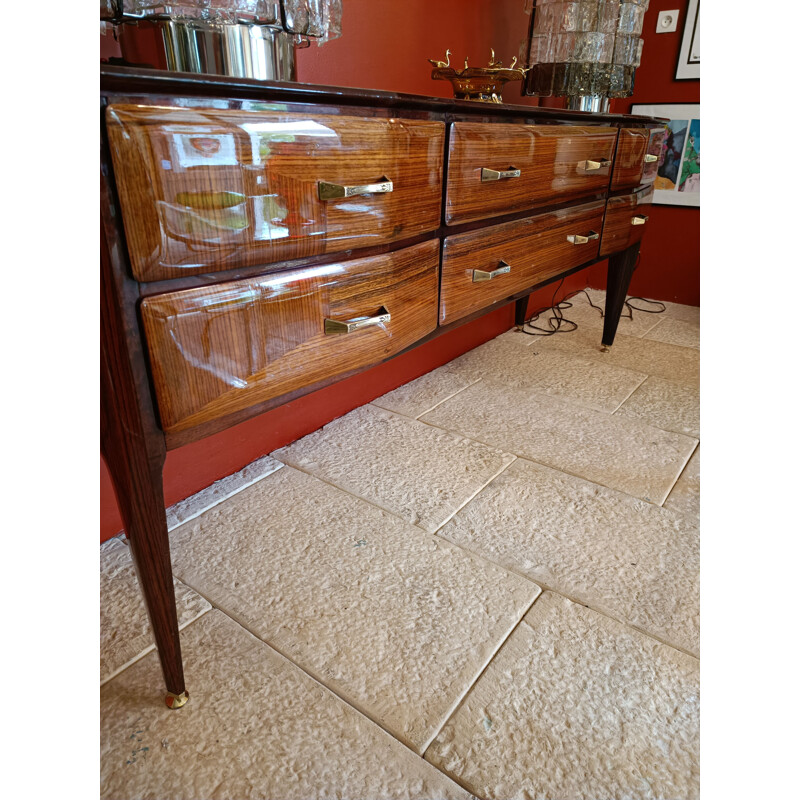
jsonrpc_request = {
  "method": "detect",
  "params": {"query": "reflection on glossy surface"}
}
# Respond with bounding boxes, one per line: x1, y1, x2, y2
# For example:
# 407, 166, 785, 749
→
107, 105, 444, 281
140, 240, 440, 434
445, 122, 617, 225
440, 200, 606, 323
610, 127, 647, 191
641, 127, 666, 185
599, 185, 654, 257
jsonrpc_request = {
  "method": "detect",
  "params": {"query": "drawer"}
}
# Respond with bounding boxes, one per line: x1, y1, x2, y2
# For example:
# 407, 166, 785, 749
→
599, 186, 654, 257
641, 127, 666, 185
140, 240, 440, 434
107, 105, 444, 282
445, 122, 617, 225
610, 128, 650, 192
440, 200, 606, 324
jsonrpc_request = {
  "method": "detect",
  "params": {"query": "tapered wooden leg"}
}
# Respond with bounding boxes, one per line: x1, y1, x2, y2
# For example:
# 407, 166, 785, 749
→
101, 368, 187, 707
102, 439, 186, 706
602, 242, 640, 348
101, 219, 186, 707
514, 295, 530, 329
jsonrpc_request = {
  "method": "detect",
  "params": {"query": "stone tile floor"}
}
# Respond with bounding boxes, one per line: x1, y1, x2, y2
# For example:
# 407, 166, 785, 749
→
101, 289, 700, 800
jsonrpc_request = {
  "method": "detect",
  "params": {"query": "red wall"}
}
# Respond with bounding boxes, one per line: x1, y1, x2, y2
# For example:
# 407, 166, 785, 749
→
100, 0, 697, 541
591, 0, 700, 304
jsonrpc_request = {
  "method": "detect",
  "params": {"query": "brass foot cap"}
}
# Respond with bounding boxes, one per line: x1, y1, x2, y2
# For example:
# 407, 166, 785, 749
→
600, 344, 611, 353
165, 690, 189, 709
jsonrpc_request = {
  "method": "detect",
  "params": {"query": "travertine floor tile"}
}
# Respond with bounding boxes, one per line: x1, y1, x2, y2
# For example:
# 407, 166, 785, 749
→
100, 538, 211, 685
420, 339, 646, 413
166, 454, 283, 530
372, 363, 480, 418
426, 592, 700, 800
661, 300, 700, 325
170, 467, 539, 752
665, 446, 700, 519
578, 286, 606, 306
101, 611, 472, 800
438, 459, 699, 654
504, 326, 700, 386
616, 375, 700, 437
644, 317, 700, 349
421, 381, 697, 504
493, 326, 540, 347
274, 404, 515, 532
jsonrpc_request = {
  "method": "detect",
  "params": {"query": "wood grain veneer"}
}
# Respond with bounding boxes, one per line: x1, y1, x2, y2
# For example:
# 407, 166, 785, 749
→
141, 240, 439, 434
641, 127, 666, 185
100, 65, 666, 702
445, 122, 617, 225
107, 105, 444, 282
100, 182, 186, 698
440, 200, 606, 324
599, 186, 654, 257
610, 128, 648, 192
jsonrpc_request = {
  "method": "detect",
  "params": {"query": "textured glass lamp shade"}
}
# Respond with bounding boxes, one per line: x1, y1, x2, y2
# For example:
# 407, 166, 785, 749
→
102, 1, 342, 81
523, 0, 648, 111
114, 1, 342, 40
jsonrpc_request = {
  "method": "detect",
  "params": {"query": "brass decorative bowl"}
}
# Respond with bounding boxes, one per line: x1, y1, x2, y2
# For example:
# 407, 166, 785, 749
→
430, 49, 528, 104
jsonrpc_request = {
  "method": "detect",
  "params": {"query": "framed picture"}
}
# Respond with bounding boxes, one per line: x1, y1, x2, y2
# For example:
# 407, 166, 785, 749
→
676, 0, 700, 80
630, 103, 699, 207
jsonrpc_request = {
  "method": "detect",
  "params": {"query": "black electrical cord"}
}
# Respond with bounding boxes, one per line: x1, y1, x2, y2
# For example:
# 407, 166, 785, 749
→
520, 278, 577, 337
520, 283, 666, 337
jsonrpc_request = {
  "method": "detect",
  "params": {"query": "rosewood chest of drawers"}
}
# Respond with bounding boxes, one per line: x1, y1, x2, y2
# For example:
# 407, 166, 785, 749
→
100, 65, 664, 707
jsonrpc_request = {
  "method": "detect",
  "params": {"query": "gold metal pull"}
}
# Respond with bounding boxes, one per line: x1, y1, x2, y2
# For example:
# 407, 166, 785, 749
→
472, 260, 511, 282
481, 167, 521, 182
644, 154, 659, 163
318, 177, 393, 200
566, 231, 600, 245
324, 306, 391, 335
631, 215, 649, 226
577, 159, 612, 172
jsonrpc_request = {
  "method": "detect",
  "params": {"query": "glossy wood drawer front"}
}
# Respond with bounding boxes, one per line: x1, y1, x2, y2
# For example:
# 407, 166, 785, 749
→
440, 200, 606, 324
107, 105, 444, 282
610, 128, 648, 192
445, 122, 617, 225
599, 186, 654, 257
641, 127, 666, 185
141, 240, 440, 434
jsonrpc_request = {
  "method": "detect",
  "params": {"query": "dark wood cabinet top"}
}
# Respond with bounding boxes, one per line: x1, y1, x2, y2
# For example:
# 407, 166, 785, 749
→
100, 65, 666, 126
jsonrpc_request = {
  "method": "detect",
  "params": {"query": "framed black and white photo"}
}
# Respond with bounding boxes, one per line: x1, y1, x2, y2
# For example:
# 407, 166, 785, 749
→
675, 0, 700, 80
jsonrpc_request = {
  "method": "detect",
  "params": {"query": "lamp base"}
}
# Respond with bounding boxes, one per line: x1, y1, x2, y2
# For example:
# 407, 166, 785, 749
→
566, 95, 610, 113
116, 19, 298, 82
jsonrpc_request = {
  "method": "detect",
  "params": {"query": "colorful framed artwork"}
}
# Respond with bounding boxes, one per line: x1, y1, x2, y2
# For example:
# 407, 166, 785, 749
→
675, 0, 700, 80
631, 103, 699, 207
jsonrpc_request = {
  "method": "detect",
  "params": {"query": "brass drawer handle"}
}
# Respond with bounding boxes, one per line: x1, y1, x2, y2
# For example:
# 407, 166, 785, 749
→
578, 159, 612, 172
472, 260, 511, 282
566, 231, 600, 245
318, 177, 393, 200
631, 215, 649, 226
481, 167, 521, 182
324, 306, 391, 335
644, 154, 659, 163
